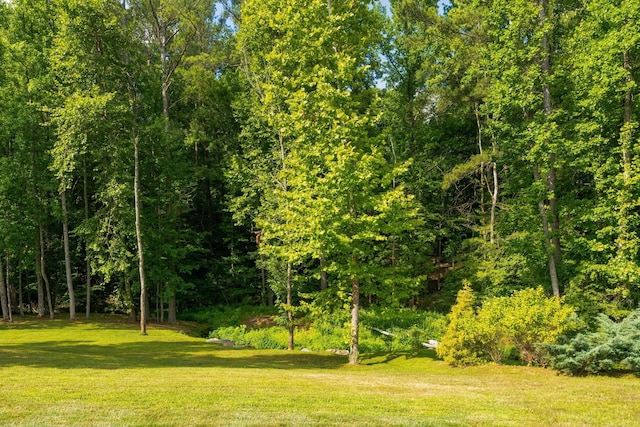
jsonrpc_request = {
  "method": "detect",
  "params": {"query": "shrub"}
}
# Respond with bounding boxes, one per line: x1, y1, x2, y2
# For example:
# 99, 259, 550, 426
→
438, 285, 579, 366
436, 282, 484, 366
210, 325, 289, 349
487, 287, 579, 364
544, 309, 640, 375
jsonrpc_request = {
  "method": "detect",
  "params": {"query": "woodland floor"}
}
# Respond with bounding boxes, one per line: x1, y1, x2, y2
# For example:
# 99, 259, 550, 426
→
0, 315, 638, 426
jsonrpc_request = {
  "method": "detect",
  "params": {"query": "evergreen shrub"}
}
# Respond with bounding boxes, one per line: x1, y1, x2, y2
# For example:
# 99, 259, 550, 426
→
544, 309, 640, 375
436, 282, 484, 366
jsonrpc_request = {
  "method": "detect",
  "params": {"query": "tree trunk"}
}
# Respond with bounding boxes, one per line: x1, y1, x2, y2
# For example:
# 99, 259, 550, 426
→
618, 50, 635, 257
168, 286, 177, 324
622, 50, 634, 182
156, 282, 161, 322
286, 261, 294, 351
349, 276, 360, 365
18, 263, 24, 317
534, 165, 560, 297
125, 274, 137, 323
537, 0, 561, 296
489, 161, 498, 245
35, 248, 44, 317
39, 224, 54, 319
6, 252, 13, 323
260, 253, 267, 305
320, 256, 327, 291
61, 190, 76, 320
0, 250, 9, 321
134, 133, 148, 335
84, 155, 91, 319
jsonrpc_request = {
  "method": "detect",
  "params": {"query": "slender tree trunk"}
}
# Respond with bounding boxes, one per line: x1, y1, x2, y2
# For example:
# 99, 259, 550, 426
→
61, 190, 76, 320
286, 262, 294, 351
490, 162, 498, 245
267, 287, 274, 307
6, 252, 13, 322
18, 262, 24, 317
320, 256, 327, 291
159, 19, 170, 125
0, 250, 8, 321
125, 274, 137, 323
39, 224, 53, 320
168, 290, 176, 324
84, 155, 91, 319
260, 253, 267, 305
622, 50, 634, 183
134, 133, 148, 335
35, 248, 44, 317
534, 165, 560, 297
349, 276, 360, 365
32, 132, 44, 318
5, 272, 12, 323
161, 287, 165, 323
477, 112, 498, 246
39, 224, 54, 319
548, 157, 561, 264
537, 0, 561, 295
618, 50, 635, 257
156, 282, 160, 322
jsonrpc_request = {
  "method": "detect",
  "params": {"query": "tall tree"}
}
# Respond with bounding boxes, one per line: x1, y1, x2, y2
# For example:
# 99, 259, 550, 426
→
563, 0, 640, 316
237, 0, 424, 362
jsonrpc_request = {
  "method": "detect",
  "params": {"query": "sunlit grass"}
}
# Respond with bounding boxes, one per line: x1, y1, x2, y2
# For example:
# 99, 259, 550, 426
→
1, 315, 638, 426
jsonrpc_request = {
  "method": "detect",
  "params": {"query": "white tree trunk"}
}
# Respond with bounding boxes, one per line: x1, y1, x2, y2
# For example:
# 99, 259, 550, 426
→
61, 190, 76, 320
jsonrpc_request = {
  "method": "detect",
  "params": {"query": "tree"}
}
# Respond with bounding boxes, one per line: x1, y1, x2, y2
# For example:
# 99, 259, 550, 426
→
562, 0, 640, 317
237, 0, 424, 362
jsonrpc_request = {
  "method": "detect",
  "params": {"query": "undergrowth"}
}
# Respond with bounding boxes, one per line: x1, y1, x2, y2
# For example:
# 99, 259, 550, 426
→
208, 308, 447, 353
179, 305, 279, 337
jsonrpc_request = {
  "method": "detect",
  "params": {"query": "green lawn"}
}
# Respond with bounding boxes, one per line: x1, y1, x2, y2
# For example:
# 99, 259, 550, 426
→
1, 316, 638, 426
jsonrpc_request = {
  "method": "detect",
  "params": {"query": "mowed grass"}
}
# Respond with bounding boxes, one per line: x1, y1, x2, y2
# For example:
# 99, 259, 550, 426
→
1, 316, 638, 427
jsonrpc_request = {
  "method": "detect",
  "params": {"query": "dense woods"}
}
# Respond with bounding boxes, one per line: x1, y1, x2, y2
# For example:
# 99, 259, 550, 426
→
1, 0, 640, 361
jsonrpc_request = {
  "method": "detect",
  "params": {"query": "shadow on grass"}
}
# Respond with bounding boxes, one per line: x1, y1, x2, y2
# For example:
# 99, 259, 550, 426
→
360, 349, 440, 365
0, 315, 388, 371
0, 339, 347, 371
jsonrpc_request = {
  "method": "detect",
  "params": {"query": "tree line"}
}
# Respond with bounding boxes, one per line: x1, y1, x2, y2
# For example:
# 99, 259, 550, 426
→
0, 0, 639, 360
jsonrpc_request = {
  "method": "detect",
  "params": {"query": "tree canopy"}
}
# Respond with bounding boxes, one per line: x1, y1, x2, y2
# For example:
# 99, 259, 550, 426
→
0, 0, 639, 360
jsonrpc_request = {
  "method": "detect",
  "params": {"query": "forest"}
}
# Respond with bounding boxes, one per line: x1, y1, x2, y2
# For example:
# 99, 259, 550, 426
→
1, 0, 639, 365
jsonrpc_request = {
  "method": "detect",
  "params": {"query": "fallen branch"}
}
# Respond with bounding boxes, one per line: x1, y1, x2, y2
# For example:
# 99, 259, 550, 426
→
371, 327, 439, 349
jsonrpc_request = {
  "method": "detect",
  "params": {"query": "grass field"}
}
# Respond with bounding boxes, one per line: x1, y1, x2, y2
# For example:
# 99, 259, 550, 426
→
1, 315, 638, 426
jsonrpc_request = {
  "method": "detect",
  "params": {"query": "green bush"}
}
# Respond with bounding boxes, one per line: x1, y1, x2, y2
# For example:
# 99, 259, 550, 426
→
436, 282, 484, 366
437, 285, 579, 366
486, 287, 580, 364
544, 309, 640, 375
210, 325, 289, 349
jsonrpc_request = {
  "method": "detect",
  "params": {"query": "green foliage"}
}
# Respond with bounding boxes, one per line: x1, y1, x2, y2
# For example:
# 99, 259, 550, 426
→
436, 282, 484, 366
360, 307, 447, 338
544, 309, 640, 375
482, 287, 580, 364
207, 307, 447, 353
180, 305, 278, 337
438, 285, 579, 366
212, 325, 290, 350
